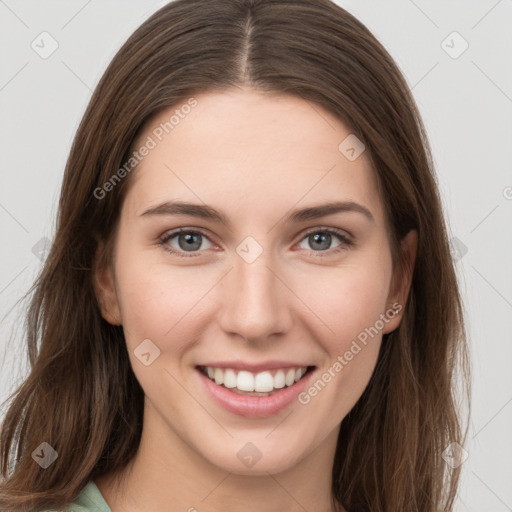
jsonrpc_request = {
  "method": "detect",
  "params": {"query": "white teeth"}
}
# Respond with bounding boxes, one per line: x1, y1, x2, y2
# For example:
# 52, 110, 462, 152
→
201, 365, 310, 393
214, 368, 224, 385
254, 371, 274, 392
223, 368, 237, 388
285, 369, 296, 386
274, 370, 286, 389
237, 370, 255, 392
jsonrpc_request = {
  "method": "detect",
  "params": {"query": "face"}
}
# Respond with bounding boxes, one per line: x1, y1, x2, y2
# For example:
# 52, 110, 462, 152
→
95, 88, 416, 476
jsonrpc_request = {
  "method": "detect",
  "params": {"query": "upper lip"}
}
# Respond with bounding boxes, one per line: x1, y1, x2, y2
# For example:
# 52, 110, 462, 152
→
197, 360, 314, 373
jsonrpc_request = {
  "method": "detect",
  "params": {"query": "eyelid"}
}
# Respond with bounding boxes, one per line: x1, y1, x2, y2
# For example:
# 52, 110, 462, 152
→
300, 225, 353, 242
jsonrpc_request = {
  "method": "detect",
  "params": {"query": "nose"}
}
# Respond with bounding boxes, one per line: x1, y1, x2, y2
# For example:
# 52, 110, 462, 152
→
217, 251, 293, 344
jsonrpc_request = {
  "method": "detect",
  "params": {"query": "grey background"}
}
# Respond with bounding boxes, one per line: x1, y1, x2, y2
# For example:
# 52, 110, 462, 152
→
1, 1, 511, 510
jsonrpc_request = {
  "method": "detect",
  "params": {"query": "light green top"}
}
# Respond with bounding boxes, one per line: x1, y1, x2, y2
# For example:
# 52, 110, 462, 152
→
67, 481, 111, 512
42, 481, 111, 512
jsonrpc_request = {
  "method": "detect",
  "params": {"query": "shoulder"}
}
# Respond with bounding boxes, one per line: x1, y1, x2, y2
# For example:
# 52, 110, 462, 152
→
40, 506, 90, 512
40, 481, 111, 512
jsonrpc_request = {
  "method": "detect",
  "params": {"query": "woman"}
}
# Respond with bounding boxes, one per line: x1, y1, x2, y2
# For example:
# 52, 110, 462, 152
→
0, 0, 470, 511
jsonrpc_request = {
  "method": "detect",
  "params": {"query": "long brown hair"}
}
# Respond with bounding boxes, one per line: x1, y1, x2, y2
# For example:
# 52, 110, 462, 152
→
0, 1, 470, 510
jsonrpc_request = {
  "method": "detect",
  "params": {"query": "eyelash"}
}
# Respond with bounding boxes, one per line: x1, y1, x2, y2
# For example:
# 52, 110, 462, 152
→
158, 226, 354, 259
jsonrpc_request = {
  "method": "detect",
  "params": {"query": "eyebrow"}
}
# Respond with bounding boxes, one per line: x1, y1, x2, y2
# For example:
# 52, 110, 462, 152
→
140, 200, 374, 227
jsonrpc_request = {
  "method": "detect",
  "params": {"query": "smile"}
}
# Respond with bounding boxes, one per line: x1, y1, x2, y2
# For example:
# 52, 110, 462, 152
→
195, 364, 316, 418
199, 365, 311, 395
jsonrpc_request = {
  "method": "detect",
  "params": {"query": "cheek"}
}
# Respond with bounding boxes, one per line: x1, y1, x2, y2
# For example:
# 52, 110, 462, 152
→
114, 252, 217, 355
294, 267, 391, 419
293, 256, 392, 349
291, 251, 392, 412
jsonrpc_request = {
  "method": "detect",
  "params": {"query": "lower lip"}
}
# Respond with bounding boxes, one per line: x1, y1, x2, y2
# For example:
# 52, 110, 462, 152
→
196, 367, 315, 418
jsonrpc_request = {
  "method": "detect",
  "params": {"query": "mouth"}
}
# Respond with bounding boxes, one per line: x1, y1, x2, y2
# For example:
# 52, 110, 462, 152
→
197, 364, 315, 396
195, 363, 316, 417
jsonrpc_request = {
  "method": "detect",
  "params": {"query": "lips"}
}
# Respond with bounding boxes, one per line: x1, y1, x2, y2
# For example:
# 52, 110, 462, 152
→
195, 363, 316, 418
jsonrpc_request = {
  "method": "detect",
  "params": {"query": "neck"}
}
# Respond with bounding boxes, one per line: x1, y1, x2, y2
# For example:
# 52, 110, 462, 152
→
95, 400, 345, 512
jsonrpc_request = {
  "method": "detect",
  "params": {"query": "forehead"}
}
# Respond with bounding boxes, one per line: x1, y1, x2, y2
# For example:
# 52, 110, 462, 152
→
124, 88, 384, 226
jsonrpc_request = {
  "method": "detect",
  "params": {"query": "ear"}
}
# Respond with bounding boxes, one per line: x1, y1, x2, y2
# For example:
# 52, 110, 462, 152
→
92, 240, 122, 326
382, 229, 417, 335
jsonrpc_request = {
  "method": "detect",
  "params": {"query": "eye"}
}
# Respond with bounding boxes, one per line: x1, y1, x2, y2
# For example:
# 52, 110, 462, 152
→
297, 227, 353, 256
158, 226, 353, 259
159, 228, 214, 258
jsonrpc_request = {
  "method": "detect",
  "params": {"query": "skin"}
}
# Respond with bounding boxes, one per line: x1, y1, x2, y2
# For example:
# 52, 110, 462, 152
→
93, 87, 417, 512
